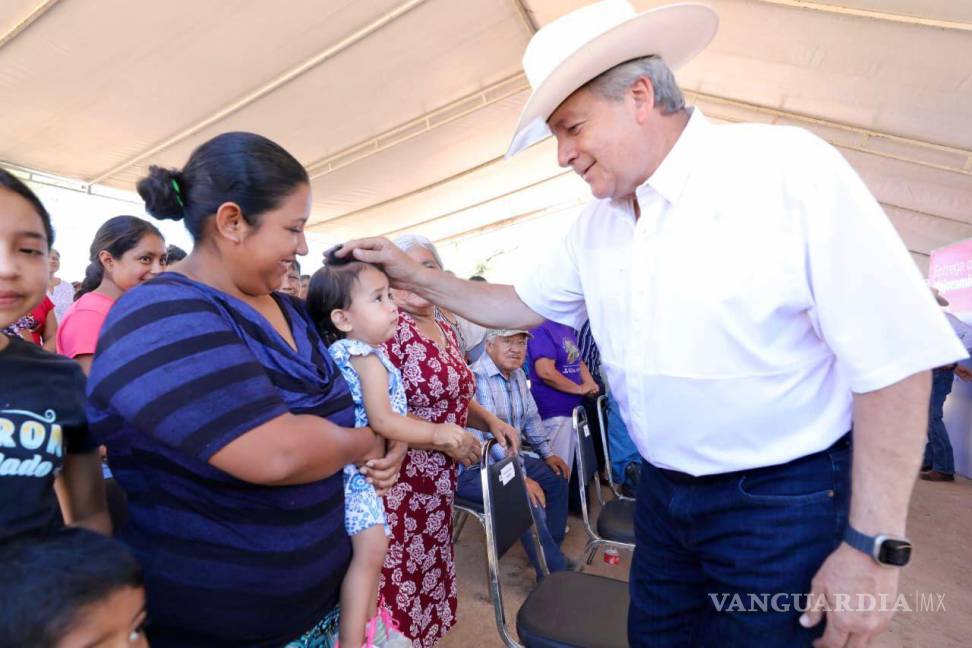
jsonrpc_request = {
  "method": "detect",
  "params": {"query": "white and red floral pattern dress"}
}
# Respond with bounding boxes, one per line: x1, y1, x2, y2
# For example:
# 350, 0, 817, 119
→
380, 310, 475, 647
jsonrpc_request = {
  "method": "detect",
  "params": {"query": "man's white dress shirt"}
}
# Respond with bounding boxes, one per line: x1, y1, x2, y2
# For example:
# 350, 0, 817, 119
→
515, 108, 967, 475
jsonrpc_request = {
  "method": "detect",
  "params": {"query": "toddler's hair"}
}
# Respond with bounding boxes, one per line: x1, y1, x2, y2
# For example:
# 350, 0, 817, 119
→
307, 258, 375, 346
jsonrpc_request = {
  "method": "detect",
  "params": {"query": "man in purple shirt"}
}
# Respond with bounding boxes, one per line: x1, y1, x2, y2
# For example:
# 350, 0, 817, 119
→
528, 319, 600, 469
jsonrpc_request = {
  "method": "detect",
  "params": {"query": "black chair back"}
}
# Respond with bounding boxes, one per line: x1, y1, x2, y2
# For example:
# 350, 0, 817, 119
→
574, 406, 598, 487
481, 438, 547, 647
485, 448, 534, 558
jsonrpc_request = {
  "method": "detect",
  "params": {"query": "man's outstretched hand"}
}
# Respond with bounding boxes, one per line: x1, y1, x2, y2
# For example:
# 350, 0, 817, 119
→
333, 238, 423, 290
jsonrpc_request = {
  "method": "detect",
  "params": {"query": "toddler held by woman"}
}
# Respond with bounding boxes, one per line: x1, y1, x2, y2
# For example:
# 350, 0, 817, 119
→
308, 254, 471, 648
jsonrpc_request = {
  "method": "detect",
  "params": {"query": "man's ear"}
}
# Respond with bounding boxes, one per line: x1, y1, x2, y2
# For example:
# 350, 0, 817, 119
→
331, 308, 353, 334
630, 76, 656, 125
213, 202, 246, 244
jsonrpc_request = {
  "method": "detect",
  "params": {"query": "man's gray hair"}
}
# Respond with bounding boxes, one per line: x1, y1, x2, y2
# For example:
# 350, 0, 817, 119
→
393, 233, 444, 270
585, 55, 685, 114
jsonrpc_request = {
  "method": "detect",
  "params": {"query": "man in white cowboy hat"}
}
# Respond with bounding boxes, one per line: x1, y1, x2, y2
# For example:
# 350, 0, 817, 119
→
338, 1, 966, 645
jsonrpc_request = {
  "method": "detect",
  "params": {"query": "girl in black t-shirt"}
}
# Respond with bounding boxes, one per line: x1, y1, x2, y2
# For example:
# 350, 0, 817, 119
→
0, 169, 109, 542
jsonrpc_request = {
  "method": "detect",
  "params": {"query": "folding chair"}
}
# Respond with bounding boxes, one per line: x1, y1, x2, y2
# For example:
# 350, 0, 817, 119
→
573, 406, 636, 565
595, 395, 635, 502
480, 439, 629, 648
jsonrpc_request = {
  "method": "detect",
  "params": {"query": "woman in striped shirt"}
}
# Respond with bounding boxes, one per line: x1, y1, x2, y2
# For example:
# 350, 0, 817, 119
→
86, 132, 405, 647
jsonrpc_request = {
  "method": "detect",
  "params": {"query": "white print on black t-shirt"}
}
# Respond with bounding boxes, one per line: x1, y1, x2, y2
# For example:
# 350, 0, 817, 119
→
0, 408, 63, 478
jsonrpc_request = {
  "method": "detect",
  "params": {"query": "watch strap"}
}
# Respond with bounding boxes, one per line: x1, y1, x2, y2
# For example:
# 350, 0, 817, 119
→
843, 525, 876, 557
843, 525, 911, 566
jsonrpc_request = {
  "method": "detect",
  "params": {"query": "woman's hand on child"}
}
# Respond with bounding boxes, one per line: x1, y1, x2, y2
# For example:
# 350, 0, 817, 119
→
361, 432, 386, 464
360, 439, 408, 494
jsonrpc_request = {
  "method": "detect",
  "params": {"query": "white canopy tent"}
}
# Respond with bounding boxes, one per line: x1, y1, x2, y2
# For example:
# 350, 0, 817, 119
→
1, 0, 970, 277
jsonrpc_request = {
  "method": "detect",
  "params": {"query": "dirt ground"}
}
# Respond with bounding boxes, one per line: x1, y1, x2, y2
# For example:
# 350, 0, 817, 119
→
440, 476, 971, 648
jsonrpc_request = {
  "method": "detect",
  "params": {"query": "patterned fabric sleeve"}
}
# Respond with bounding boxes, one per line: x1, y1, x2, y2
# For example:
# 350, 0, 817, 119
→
384, 321, 405, 369
328, 338, 405, 427
87, 281, 290, 461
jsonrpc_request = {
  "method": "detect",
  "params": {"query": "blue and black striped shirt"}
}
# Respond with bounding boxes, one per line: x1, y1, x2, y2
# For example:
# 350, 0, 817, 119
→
87, 272, 355, 647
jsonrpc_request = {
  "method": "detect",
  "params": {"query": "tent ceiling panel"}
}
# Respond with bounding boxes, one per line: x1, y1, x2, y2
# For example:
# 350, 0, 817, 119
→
840, 148, 972, 225
798, 0, 972, 24
0, 0, 51, 43
677, 0, 972, 151
386, 171, 588, 243
113, 0, 528, 181
0, 0, 528, 186
317, 169, 584, 244
311, 141, 568, 239
107, 0, 526, 194
0, 0, 404, 179
103, 0, 527, 194
688, 91, 971, 179
887, 204, 972, 257
307, 93, 533, 227
526, 0, 972, 30
307, 138, 587, 243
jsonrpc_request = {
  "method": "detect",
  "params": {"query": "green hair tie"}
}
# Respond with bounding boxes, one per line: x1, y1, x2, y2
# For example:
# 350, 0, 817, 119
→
171, 178, 185, 208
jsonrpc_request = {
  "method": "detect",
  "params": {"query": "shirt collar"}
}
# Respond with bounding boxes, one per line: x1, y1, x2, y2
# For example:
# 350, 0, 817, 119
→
472, 353, 505, 380
636, 107, 710, 208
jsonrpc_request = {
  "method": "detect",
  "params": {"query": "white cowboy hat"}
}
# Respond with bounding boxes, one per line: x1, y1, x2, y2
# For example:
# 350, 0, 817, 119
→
506, 0, 719, 158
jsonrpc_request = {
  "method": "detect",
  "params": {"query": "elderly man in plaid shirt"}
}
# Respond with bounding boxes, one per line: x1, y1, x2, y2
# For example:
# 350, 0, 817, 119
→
459, 328, 578, 578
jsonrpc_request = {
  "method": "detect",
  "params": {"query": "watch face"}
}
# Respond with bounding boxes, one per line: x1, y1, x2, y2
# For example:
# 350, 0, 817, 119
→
878, 539, 912, 566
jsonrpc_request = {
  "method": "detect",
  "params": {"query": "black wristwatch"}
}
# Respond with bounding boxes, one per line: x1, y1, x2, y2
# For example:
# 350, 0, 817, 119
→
843, 525, 912, 566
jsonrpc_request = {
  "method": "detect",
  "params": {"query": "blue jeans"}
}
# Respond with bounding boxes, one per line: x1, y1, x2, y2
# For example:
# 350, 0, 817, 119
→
628, 436, 851, 647
606, 394, 641, 484
457, 455, 569, 579
923, 368, 955, 474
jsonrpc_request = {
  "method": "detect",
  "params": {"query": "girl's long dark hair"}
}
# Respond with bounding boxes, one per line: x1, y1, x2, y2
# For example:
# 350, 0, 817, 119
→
75, 216, 162, 300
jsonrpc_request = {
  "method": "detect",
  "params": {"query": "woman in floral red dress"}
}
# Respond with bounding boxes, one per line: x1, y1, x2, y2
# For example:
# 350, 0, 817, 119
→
381, 237, 518, 647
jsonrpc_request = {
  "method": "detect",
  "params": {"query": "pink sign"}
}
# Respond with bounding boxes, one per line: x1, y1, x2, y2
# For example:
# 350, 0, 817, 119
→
929, 238, 972, 317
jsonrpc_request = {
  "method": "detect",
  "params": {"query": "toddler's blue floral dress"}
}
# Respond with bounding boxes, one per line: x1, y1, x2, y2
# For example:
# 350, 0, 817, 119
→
328, 338, 407, 537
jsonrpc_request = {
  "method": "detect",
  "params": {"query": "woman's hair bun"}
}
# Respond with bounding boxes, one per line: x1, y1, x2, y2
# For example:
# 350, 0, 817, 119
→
136, 165, 187, 222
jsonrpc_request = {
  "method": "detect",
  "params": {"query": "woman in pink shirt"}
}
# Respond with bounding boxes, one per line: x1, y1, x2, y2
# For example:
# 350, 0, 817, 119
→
57, 216, 166, 373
